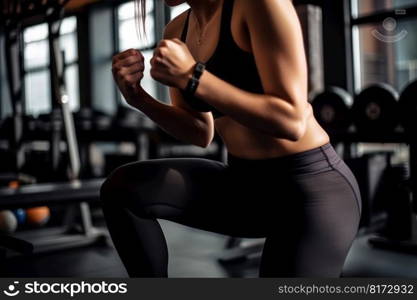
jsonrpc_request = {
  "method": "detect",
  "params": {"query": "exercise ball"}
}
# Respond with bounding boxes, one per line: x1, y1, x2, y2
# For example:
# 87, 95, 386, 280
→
0, 210, 18, 234
26, 206, 50, 227
8, 181, 19, 189
12, 209, 27, 225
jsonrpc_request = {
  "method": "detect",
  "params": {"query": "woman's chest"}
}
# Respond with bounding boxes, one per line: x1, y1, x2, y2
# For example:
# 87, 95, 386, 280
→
185, 6, 251, 64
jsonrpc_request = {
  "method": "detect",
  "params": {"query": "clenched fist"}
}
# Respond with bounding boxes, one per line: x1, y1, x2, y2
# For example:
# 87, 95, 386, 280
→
112, 49, 145, 105
150, 38, 196, 90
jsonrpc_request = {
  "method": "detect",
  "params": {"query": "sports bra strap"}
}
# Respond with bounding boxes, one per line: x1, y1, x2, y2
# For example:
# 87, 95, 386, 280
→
180, 9, 191, 42
179, 0, 234, 44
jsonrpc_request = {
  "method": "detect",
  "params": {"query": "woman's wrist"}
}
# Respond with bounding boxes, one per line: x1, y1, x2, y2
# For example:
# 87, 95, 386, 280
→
177, 67, 194, 90
125, 86, 148, 110
179, 62, 206, 92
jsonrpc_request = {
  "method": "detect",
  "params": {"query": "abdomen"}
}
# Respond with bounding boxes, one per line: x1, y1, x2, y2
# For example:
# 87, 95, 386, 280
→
214, 115, 330, 159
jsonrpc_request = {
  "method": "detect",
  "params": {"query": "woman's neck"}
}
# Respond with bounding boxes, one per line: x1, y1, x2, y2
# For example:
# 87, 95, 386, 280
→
186, 0, 223, 25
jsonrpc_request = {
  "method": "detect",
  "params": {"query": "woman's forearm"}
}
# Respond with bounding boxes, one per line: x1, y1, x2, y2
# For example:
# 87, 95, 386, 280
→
193, 70, 308, 141
129, 88, 211, 147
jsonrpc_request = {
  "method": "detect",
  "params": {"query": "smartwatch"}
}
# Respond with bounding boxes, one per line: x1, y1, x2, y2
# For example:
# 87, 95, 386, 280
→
185, 62, 206, 95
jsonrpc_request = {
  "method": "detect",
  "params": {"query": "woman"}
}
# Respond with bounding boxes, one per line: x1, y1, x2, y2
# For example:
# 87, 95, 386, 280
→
101, 0, 362, 277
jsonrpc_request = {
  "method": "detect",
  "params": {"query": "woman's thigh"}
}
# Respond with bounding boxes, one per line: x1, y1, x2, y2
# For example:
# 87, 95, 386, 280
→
101, 157, 271, 237
260, 163, 362, 277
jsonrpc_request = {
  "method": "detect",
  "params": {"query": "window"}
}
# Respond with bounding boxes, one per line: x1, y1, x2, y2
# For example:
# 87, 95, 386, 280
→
23, 17, 79, 116
351, 0, 417, 91
115, 1, 189, 107
353, 0, 417, 18
118, 1, 157, 102
170, 3, 190, 20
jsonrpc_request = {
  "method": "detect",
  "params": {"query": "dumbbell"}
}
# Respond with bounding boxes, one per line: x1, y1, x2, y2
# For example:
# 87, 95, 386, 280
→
351, 83, 400, 134
311, 86, 352, 134
399, 80, 417, 136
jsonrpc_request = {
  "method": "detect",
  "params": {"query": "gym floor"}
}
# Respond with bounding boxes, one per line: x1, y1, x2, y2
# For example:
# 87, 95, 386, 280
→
0, 219, 235, 278
2, 218, 417, 278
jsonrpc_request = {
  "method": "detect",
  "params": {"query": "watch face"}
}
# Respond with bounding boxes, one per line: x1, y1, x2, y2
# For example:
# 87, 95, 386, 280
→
196, 63, 205, 73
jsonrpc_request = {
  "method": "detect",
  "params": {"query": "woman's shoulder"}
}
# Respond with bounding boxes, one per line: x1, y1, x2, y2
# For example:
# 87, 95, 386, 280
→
163, 8, 191, 39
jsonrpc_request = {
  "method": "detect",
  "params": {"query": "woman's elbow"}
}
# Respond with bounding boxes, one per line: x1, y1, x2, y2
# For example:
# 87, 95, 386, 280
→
287, 120, 306, 142
270, 122, 303, 141
272, 107, 308, 141
195, 129, 214, 148
288, 102, 311, 141
195, 138, 212, 148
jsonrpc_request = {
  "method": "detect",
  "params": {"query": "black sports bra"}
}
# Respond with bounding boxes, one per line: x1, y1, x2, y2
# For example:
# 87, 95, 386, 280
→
179, 0, 264, 119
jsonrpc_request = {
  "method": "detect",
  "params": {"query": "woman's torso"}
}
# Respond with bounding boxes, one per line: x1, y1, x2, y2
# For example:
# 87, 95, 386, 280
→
171, 0, 329, 159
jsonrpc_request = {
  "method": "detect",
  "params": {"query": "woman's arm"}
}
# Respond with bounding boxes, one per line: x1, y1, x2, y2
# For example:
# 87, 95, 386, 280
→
112, 14, 214, 147
134, 87, 214, 147
151, 0, 311, 141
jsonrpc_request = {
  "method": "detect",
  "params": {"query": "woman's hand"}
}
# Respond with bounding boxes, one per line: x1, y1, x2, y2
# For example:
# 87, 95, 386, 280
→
150, 38, 196, 90
112, 49, 145, 105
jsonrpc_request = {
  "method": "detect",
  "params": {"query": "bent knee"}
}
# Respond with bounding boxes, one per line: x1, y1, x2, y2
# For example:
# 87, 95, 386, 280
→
100, 162, 149, 206
99, 160, 172, 208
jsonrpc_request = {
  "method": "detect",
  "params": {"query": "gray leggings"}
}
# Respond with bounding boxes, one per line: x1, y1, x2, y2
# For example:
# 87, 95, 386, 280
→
100, 143, 362, 277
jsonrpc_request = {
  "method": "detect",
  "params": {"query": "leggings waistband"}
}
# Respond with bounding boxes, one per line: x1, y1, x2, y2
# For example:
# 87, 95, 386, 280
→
227, 143, 342, 174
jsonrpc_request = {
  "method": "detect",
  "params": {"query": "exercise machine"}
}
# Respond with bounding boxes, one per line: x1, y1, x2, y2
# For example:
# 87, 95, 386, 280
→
0, 0, 108, 258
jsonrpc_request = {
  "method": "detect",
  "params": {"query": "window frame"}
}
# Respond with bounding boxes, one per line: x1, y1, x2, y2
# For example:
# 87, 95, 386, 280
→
350, 1, 417, 92
113, 0, 167, 109
22, 14, 80, 116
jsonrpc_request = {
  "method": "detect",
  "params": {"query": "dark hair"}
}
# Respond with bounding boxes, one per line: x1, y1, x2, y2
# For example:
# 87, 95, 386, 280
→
135, 0, 147, 38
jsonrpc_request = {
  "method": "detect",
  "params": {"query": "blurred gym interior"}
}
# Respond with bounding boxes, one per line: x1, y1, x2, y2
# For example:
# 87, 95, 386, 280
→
1, 0, 417, 278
